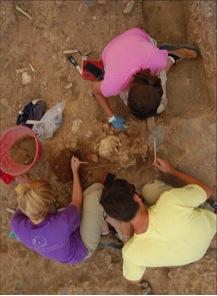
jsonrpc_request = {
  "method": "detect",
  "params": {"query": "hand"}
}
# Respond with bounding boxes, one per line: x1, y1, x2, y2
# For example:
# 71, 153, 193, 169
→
109, 115, 128, 129
71, 155, 80, 173
15, 174, 30, 184
153, 157, 176, 174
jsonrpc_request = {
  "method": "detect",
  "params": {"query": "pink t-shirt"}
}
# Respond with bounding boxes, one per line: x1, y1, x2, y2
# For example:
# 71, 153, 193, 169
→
100, 28, 168, 97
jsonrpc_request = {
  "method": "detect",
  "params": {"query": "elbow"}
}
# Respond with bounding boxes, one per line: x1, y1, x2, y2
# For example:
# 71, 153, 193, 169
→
206, 186, 213, 199
124, 278, 141, 285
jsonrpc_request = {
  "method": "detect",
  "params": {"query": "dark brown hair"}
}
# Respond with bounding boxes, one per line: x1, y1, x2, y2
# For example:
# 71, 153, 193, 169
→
128, 69, 163, 119
100, 179, 139, 222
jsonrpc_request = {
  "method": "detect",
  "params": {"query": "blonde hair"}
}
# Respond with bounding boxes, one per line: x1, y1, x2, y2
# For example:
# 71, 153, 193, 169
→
15, 180, 55, 221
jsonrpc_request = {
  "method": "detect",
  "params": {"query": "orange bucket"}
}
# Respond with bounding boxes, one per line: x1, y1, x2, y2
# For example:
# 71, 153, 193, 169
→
0, 126, 41, 176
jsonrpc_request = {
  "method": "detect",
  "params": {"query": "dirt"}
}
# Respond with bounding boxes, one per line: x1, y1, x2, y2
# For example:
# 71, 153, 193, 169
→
51, 148, 81, 183
10, 136, 36, 165
0, 0, 216, 295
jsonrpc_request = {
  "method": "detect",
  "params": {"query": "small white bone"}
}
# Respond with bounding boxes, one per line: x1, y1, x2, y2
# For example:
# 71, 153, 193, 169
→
16, 5, 33, 21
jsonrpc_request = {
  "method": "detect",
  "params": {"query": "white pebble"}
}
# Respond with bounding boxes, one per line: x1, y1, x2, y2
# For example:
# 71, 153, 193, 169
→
22, 72, 32, 85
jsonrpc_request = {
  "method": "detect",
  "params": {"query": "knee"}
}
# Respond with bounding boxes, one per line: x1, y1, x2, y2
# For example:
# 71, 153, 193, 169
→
141, 182, 155, 198
85, 182, 103, 192
83, 183, 104, 200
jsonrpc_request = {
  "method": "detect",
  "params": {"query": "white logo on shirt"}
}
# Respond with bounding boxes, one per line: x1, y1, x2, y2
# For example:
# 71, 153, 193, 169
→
32, 236, 47, 248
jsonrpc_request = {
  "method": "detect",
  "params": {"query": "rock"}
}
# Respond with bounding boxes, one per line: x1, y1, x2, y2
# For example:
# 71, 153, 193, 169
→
21, 71, 31, 85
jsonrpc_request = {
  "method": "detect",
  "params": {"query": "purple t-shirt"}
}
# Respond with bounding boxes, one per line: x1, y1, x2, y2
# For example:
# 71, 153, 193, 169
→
11, 205, 88, 264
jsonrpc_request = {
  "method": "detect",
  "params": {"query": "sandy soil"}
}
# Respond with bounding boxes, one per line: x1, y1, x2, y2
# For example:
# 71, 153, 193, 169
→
0, 0, 216, 294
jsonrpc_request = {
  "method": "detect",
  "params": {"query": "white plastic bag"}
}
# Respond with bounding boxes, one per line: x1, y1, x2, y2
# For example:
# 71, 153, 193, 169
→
33, 101, 65, 140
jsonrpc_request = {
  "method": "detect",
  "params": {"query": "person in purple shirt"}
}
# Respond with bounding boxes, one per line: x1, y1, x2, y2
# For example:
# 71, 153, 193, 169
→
11, 156, 109, 264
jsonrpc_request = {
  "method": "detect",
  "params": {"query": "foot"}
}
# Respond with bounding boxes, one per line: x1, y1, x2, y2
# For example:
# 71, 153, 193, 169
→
140, 281, 152, 295
169, 47, 198, 60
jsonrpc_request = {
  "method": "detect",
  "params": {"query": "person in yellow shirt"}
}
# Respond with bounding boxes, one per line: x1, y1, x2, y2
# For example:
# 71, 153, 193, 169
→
100, 157, 216, 283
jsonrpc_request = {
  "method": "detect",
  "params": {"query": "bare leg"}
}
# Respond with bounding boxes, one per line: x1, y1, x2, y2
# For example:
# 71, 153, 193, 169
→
165, 46, 199, 74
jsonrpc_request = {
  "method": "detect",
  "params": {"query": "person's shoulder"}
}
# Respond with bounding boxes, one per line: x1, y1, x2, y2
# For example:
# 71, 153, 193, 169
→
49, 204, 80, 231
157, 184, 207, 208
164, 185, 206, 199
50, 205, 77, 220
11, 210, 31, 240
11, 210, 27, 227
122, 235, 141, 257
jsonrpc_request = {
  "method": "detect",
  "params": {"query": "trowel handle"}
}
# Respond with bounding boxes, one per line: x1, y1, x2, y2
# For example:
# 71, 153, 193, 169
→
68, 55, 78, 67
67, 55, 82, 74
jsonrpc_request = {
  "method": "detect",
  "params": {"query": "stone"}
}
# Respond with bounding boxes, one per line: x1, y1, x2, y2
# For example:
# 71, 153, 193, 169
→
21, 71, 31, 85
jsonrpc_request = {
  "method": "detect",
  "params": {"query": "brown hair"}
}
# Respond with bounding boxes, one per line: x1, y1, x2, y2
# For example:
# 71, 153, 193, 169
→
100, 179, 139, 222
15, 180, 55, 221
128, 69, 163, 119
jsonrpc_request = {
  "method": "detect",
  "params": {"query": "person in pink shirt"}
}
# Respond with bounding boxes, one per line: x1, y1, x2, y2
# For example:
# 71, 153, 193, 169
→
92, 28, 200, 129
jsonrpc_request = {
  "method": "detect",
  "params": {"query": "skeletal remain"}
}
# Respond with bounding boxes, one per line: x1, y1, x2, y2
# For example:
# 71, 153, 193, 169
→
62, 49, 80, 55
6, 208, 15, 214
16, 5, 33, 21
29, 63, 36, 72
16, 68, 28, 74
123, 0, 135, 14
64, 82, 72, 89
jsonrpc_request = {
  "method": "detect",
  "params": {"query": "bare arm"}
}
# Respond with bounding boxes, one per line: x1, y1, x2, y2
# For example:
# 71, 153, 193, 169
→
92, 81, 114, 117
154, 157, 213, 199
71, 156, 83, 214
119, 222, 134, 243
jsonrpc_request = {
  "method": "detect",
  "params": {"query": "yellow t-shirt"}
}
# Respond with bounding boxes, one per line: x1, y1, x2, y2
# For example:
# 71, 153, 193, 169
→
122, 184, 216, 281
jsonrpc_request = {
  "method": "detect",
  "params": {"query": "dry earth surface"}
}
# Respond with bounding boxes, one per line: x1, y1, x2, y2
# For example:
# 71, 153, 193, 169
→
0, 0, 216, 294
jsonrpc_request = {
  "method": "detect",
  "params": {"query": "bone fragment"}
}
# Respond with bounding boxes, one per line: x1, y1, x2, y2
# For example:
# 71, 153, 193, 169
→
16, 5, 33, 21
